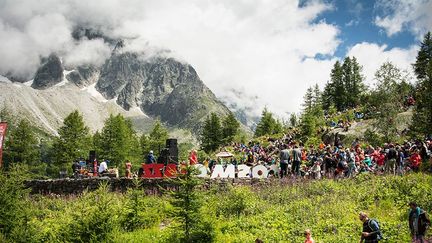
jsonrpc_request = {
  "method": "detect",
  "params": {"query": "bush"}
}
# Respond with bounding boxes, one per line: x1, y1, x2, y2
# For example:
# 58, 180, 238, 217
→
216, 186, 253, 218
65, 183, 120, 242
0, 165, 35, 242
120, 180, 167, 231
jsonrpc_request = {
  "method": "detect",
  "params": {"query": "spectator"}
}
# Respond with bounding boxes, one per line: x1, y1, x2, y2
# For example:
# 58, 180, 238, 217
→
408, 202, 430, 243
146, 150, 156, 164
359, 212, 382, 243
125, 160, 132, 178
304, 229, 315, 243
98, 160, 108, 175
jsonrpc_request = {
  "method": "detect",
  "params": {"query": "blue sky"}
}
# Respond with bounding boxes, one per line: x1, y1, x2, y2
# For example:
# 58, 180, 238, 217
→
316, 0, 417, 59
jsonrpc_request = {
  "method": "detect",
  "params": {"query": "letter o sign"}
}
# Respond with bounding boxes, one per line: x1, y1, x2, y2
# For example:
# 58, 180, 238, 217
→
252, 165, 268, 178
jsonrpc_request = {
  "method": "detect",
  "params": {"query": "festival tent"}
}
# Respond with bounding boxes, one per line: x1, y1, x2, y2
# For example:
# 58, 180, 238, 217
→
215, 151, 234, 158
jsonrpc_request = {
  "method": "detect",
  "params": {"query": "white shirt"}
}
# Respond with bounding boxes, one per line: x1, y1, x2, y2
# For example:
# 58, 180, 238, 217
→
99, 161, 108, 173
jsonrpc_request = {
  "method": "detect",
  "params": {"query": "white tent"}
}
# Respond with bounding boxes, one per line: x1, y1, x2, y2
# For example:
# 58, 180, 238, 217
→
215, 151, 234, 158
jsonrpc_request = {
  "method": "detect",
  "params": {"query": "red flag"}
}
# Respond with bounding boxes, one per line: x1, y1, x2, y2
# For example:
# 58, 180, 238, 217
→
0, 122, 7, 168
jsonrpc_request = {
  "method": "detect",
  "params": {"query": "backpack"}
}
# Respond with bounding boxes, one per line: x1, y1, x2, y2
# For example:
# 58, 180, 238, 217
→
368, 219, 384, 240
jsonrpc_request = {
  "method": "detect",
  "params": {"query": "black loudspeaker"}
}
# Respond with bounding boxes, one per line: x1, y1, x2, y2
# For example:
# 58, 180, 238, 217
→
166, 139, 178, 148
165, 139, 178, 164
89, 150, 97, 162
157, 148, 170, 164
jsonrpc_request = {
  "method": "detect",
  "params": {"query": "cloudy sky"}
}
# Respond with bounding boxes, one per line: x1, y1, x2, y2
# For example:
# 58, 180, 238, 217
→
0, 0, 431, 119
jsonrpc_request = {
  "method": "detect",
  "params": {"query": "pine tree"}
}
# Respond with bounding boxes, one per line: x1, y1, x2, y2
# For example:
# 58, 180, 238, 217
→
413, 32, 432, 80
254, 108, 282, 137
139, 134, 150, 157
299, 85, 325, 139
222, 113, 240, 144
147, 119, 169, 156
200, 113, 222, 153
322, 80, 334, 110
168, 166, 214, 242
323, 57, 365, 111
289, 113, 298, 127
302, 87, 314, 112
342, 57, 352, 108
312, 84, 322, 107
98, 114, 139, 167
343, 57, 365, 108
52, 110, 91, 169
411, 32, 432, 137
3, 119, 40, 168
330, 61, 345, 111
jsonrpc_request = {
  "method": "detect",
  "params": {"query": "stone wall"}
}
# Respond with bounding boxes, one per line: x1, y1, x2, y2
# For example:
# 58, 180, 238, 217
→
24, 177, 283, 195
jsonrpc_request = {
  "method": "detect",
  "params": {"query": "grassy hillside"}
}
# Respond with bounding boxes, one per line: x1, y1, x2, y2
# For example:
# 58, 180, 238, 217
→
2, 172, 431, 242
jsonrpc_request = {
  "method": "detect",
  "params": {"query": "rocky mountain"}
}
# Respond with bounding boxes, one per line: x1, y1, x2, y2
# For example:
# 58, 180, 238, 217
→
0, 43, 234, 137
96, 52, 231, 131
31, 54, 64, 89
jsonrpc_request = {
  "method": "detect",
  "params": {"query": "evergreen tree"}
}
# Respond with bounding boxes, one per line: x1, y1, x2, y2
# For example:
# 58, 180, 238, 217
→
321, 80, 334, 110
148, 119, 169, 156
222, 113, 240, 144
98, 114, 139, 167
3, 119, 40, 168
289, 113, 298, 127
413, 32, 432, 80
168, 166, 215, 242
312, 84, 322, 108
52, 110, 91, 169
342, 57, 352, 108
254, 108, 282, 137
302, 87, 314, 112
344, 57, 365, 108
299, 85, 325, 140
322, 57, 365, 111
200, 113, 222, 153
411, 32, 432, 137
92, 130, 102, 157
330, 61, 345, 111
139, 134, 150, 157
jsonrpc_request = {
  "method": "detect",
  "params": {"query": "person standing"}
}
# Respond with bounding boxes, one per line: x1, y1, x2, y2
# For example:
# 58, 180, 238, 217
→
188, 150, 198, 165
292, 145, 302, 176
410, 150, 422, 172
146, 150, 156, 164
385, 144, 397, 175
125, 160, 132, 178
408, 202, 430, 243
359, 212, 382, 243
279, 144, 290, 178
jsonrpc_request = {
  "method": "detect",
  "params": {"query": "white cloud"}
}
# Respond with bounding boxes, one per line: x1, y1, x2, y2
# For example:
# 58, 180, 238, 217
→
0, 0, 340, 117
63, 39, 112, 68
347, 42, 418, 86
374, 0, 432, 38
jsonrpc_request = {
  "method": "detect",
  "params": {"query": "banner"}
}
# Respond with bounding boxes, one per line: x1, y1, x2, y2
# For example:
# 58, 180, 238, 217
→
0, 122, 7, 168
140, 163, 279, 179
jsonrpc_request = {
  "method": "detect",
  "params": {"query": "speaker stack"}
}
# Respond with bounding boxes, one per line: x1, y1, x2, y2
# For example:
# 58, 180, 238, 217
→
165, 139, 178, 164
89, 150, 97, 162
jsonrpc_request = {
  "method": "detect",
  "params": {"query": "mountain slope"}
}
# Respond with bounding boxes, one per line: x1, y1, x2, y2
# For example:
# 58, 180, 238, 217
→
96, 52, 231, 132
0, 79, 152, 135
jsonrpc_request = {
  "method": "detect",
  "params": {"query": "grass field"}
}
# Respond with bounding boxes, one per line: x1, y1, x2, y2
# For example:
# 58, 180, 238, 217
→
1, 172, 431, 242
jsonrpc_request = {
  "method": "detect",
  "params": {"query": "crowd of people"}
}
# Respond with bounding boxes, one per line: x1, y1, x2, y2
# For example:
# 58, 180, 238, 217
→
71, 158, 118, 178
224, 134, 432, 180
